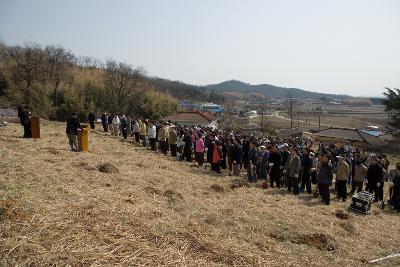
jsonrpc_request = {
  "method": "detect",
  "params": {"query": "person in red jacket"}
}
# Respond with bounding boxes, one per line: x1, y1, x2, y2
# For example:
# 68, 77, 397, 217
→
212, 140, 222, 173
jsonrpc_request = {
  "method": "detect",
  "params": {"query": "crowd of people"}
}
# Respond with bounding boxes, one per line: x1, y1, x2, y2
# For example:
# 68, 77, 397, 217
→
66, 112, 400, 212
13, 107, 399, 213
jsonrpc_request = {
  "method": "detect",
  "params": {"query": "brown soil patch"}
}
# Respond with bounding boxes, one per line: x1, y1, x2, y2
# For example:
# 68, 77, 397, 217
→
98, 162, 119, 173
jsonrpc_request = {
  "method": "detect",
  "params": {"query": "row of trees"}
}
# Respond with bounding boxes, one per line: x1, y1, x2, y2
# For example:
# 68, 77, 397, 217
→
0, 42, 177, 121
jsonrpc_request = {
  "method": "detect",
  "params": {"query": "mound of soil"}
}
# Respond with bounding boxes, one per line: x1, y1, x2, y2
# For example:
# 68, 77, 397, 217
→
73, 162, 96, 171
98, 163, 119, 173
340, 221, 357, 234
210, 184, 224, 192
335, 210, 350, 220
269, 232, 338, 251
0, 199, 27, 221
163, 189, 184, 204
295, 233, 338, 251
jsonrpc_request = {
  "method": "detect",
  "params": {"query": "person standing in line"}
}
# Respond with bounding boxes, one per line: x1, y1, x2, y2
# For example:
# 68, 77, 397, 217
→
212, 140, 223, 173
169, 126, 178, 157
268, 145, 282, 188
195, 132, 205, 166
126, 115, 132, 137
284, 147, 302, 195
317, 152, 334, 205
108, 114, 114, 132
366, 157, 383, 202
111, 115, 120, 136
132, 120, 140, 143
232, 138, 243, 176
301, 148, 313, 194
390, 163, 400, 212
158, 123, 167, 154
88, 112, 96, 129
227, 139, 235, 176
101, 113, 108, 132
335, 155, 350, 202
139, 120, 147, 147
247, 140, 259, 183
120, 115, 128, 139
147, 121, 157, 151
259, 145, 269, 180
66, 113, 82, 152
351, 158, 367, 194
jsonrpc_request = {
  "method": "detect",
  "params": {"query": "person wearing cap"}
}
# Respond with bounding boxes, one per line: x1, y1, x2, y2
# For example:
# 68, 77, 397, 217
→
335, 155, 350, 201
284, 147, 301, 195
66, 112, 82, 151
317, 152, 334, 205
366, 157, 383, 202
268, 144, 282, 188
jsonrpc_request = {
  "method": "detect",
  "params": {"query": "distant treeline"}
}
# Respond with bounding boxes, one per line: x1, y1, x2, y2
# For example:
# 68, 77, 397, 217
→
0, 42, 180, 121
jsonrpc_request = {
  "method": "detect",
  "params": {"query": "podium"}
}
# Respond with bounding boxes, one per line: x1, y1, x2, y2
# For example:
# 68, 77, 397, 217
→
31, 117, 40, 138
78, 124, 90, 152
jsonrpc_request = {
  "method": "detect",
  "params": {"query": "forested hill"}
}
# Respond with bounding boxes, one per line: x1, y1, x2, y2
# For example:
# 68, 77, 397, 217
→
205, 80, 349, 100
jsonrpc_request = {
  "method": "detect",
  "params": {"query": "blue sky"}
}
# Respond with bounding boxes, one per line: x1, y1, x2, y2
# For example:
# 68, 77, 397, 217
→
1, 0, 399, 96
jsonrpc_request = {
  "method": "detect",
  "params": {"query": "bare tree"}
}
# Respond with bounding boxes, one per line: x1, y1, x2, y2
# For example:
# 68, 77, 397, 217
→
7, 43, 46, 89
104, 60, 146, 111
44, 45, 76, 106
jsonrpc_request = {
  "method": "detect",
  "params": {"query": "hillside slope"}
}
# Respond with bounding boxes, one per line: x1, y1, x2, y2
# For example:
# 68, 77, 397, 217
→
206, 80, 348, 100
1, 122, 399, 266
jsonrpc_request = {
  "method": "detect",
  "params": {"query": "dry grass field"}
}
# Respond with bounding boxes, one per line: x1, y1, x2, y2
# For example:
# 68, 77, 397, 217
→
1, 121, 400, 266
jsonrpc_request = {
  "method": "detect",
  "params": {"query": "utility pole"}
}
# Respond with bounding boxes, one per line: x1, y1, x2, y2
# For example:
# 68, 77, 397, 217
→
289, 98, 294, 128
318, 106, 321, 130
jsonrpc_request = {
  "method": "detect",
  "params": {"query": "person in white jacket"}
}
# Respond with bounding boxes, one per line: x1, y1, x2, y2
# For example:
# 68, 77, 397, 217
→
147, 122, 157, 151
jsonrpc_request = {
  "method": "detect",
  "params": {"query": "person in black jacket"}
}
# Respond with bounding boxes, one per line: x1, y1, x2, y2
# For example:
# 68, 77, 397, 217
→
88, 112, 96, 129
301, 147, 313, 194
366, 157, 383, 202
101, 113, 108, 132
268, 145, 282, 188
317, 152, 334, 205
66, 113, 82, 151
19, 105, 32, 138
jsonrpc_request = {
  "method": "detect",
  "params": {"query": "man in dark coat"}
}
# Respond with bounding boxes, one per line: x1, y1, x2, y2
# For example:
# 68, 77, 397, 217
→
301, 147, 313, 194
366, 157, 383, 202
101, 113, 108, 132
317, 152, 334, 205
88, 112, 96, 129
268, 145, 282, 188
19, 105, 32, 138
66, 113, 82, 151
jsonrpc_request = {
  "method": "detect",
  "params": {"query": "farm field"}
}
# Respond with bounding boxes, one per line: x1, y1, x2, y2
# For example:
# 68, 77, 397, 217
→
1, 121, 399, 266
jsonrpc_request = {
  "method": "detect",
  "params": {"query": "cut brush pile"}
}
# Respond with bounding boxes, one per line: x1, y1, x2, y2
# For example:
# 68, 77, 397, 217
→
0, 121, 399, 266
